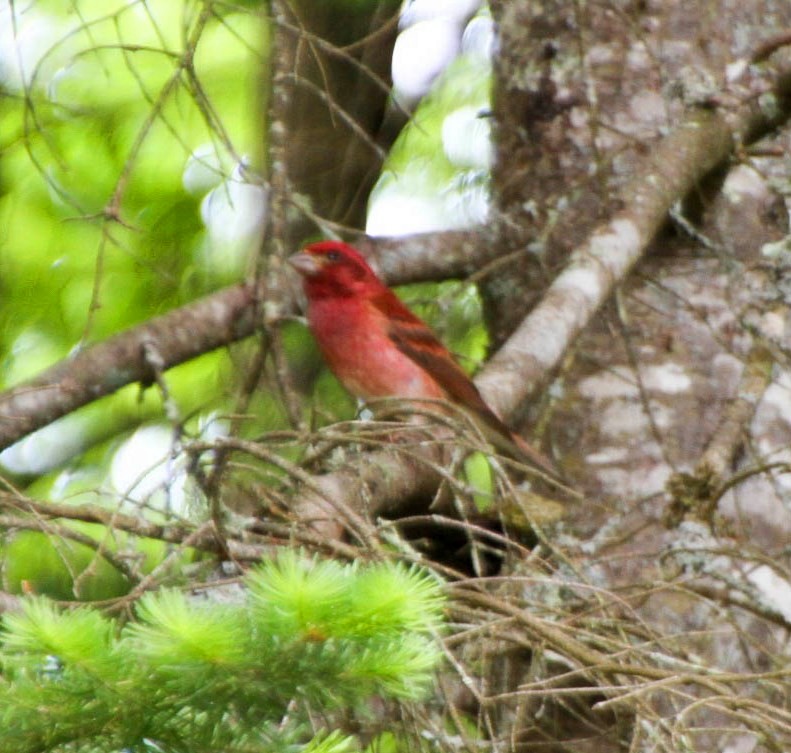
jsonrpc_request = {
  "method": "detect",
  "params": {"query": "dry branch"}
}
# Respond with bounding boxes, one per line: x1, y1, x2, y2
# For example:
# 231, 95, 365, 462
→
0, 489, 359, 564
476, 63, 791, 418
476, 109, 732, 417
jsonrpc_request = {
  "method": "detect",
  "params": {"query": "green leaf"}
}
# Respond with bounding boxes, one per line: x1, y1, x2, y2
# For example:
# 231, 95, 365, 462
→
1, 597, 116, 677
247, 551, 350, 639
126, 589, 248, 669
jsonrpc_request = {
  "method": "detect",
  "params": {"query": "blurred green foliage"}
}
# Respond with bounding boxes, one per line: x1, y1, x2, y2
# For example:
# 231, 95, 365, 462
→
367, 48, 493, 233
0, 553, 446, 752
0, 0, 267, 597
0, 1, 265, 354
0, 0, 494, 601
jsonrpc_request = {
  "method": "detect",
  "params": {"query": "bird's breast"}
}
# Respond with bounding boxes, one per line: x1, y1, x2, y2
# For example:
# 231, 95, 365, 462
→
308, 298, 444, 401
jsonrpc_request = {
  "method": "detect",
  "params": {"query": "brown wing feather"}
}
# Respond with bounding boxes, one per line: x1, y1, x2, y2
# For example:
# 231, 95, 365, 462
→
371, 290, 556, 473
372, 291, 516, 431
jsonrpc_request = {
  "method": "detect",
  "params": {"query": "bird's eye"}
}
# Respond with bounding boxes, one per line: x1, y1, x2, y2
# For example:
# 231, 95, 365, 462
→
326, 251, 341, 262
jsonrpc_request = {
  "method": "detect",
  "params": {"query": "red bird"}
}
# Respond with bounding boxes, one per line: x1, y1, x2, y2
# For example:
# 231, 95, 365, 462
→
288, 240, 553, 473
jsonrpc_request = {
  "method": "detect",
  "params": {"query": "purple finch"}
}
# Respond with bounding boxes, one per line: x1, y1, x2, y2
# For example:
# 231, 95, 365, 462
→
288, 240, 553, 473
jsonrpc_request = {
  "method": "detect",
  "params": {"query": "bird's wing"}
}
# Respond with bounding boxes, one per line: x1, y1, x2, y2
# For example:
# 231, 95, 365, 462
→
372, 289, 496, 416
373, 289, 557, 474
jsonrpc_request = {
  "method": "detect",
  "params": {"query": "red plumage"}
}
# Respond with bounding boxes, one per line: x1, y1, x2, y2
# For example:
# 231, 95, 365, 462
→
288, 240, 553, 473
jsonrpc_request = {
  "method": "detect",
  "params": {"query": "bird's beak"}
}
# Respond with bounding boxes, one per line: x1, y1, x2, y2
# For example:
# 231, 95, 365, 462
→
288, 252, 324, 277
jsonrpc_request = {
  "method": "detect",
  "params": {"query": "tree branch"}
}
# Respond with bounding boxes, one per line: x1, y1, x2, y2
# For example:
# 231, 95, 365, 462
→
476, 108, 733, 417
0, 490, 361, 563
3, 63, 791, 533
0, 283, 258, 451
0, 230, 484, 453
289, 65, 791, 528
476, 64, 791, 419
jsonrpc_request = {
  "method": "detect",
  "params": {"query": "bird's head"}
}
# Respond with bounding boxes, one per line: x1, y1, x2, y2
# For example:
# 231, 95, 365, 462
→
288, 241, 381, 299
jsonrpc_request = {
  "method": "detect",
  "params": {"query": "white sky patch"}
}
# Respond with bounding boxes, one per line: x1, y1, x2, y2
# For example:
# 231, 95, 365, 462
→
200, 162, 267, 244
442, 106, 493, 169
110, 415, 226, 517
0, 415, 87, 475
392, 18, 461, 104
183, 144, 228, 195
366, 190, 452, 237
201, 180, 268, 243
0, 1, 60, 91
199, 163, 267, 277
444, 174, 490, 225
461, 14, 495, 59
376, 3, 493, 231
110, 425, 189, 516
367, 172, 490, 237
399, 0, 481, 28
